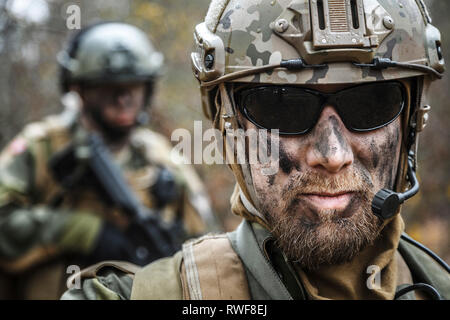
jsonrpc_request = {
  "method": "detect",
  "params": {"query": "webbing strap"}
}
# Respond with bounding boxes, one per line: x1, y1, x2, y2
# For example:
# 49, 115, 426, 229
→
182, 241, 202, 300
228, 220, 293, 300
180, 234, 251, 300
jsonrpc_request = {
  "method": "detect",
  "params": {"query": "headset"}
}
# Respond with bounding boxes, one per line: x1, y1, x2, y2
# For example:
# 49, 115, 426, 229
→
371, 154, 419, 221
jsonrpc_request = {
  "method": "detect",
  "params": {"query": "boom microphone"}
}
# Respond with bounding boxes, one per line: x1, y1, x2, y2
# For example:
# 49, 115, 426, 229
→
371, 156, 419, 220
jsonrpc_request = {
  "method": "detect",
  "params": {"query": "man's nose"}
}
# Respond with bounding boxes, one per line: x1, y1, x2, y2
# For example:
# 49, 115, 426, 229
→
305, 106, 354, 173
116, 91, 133, 108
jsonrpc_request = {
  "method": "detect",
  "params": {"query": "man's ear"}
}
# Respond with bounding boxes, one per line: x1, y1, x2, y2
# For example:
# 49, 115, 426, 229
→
68, 85, 86, 110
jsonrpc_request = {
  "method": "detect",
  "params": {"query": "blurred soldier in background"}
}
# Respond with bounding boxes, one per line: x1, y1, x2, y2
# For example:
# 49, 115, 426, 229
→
0, 21, 218, 299
63, 0, 449, 300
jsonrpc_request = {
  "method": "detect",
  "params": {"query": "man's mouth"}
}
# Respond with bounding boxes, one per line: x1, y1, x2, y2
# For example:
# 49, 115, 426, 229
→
113, 114, 136, 127
301, 191, 355, 211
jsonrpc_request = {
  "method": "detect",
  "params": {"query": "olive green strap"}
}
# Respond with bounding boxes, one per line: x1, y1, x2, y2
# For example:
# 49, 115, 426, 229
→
66, 260, 140, 290
398, 234, 450, 299
227, 220, 293, 300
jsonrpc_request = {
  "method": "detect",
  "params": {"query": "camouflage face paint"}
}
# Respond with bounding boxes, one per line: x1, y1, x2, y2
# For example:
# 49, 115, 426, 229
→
246, 98, 402, 268
279, 142, 301, 175
311, 114, 352, 165
375, 124, 401, 189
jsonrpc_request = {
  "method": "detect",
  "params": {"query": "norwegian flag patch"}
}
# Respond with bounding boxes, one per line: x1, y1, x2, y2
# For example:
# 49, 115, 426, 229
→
8, 138, 27, 155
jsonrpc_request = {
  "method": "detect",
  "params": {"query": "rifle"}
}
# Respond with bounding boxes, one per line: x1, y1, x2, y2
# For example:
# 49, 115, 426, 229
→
49, 131, 182, 265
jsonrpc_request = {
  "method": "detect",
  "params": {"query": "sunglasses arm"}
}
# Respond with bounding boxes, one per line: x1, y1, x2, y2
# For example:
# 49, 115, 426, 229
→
371, 156, 419, 220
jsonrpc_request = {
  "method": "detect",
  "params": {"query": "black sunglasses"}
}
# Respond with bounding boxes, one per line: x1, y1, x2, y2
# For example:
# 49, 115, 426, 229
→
235, 81, 406, 135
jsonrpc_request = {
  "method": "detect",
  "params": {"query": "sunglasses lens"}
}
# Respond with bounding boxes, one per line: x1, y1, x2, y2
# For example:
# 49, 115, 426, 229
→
336, 82, 404, 131
237, 82, 405, 134
239, 87, 321, 134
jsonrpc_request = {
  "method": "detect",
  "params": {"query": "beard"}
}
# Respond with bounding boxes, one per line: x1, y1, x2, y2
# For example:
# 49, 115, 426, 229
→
86, 105, 136, 142
259, 168, 383, 271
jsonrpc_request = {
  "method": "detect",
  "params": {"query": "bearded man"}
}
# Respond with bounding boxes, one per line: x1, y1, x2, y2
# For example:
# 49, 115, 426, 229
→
62, 0, 449, 300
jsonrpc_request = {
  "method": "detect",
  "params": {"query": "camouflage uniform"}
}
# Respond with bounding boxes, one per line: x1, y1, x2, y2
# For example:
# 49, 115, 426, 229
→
61, 219, 449, 300
0, 95, 214, 301
62, 0, 449, 300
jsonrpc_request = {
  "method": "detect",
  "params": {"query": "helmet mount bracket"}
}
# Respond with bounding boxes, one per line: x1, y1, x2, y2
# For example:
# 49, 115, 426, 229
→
270, 0, 394, 65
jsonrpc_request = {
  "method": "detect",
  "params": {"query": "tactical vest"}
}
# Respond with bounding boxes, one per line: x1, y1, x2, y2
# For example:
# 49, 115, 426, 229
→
130, 220, 450, 300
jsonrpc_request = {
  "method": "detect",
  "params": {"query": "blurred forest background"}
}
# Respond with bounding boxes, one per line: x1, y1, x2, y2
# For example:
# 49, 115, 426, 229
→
0, 0, 448, 263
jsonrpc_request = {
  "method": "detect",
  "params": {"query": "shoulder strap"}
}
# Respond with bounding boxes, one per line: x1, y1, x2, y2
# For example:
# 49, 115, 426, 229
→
400, 233, 450, 272
228, 220, 293, 300
398, 233, 450, 299
181, 234, 250, 300
130, 233, 252, 300
67, 260, 140, 289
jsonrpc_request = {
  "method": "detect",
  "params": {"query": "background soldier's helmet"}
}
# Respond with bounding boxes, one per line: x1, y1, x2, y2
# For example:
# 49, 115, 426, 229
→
58, 22, 164, 92
191, 0, 445, 224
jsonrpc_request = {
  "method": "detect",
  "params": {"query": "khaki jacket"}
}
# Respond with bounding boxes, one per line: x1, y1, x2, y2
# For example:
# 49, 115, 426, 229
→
62, 220, 450, 300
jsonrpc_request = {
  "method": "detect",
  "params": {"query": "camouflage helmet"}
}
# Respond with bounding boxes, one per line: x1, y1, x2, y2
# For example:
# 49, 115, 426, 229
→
192, 0, 444, 117
191, 0, 446, 226
59, 22, 164, 92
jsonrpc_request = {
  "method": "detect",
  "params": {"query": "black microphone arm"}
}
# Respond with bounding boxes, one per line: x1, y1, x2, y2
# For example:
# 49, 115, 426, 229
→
371, 156, 420, 220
